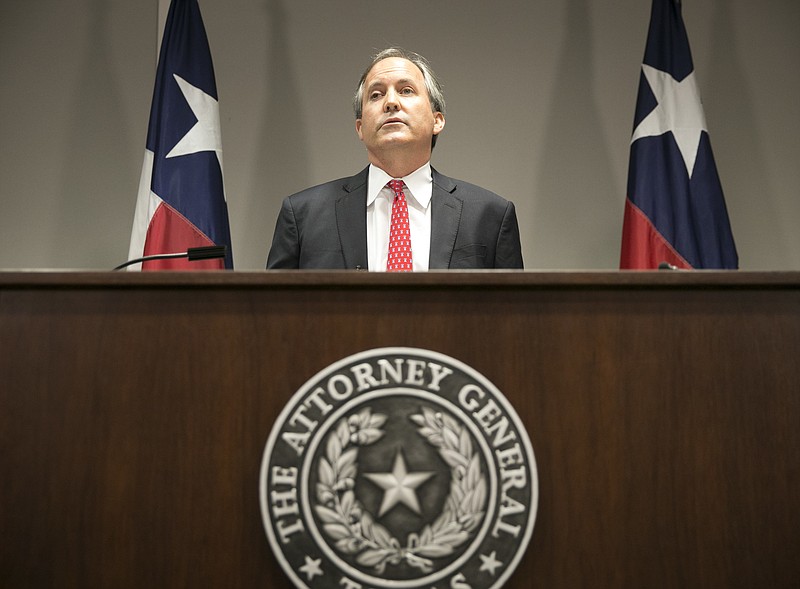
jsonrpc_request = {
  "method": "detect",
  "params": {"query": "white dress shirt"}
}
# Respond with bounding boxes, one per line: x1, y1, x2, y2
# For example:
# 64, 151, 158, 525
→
366, 163, 433, 271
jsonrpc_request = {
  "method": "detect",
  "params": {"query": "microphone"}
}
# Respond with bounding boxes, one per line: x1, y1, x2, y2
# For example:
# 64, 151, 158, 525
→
113, 245, 227, 270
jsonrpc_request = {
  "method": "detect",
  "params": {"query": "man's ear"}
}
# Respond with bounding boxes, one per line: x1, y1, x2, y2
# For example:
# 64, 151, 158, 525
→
355, 118, 363, 141
432, 112, 445, 135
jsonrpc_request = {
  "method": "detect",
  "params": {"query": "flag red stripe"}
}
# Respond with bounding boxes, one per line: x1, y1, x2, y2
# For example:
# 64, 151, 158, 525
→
143, 202, 224, 270
620, 198, 691, 270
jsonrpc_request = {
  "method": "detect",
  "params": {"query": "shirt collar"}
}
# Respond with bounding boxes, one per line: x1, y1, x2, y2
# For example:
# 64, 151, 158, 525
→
366, 162, 433, 208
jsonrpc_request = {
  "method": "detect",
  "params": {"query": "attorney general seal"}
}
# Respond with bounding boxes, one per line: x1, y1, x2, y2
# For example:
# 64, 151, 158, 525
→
259, 348, 538, 589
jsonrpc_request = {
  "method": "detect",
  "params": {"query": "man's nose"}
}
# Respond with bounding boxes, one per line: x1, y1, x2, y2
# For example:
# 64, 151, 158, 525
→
383, 88, 400, 112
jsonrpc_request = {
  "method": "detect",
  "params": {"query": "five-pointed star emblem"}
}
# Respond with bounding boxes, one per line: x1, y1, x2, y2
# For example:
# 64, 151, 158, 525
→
298, 555, 323, 581
631, 64, 707, 178
479, 550, 503, 576
363, 450, 435, 517
166, 73, 222, 160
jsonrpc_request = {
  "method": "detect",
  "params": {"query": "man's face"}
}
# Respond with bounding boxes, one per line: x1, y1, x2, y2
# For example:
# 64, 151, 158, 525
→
356, 57, 445, 162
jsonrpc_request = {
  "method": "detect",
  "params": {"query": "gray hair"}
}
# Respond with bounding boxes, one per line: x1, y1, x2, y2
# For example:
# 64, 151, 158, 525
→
353, 48, 446, 148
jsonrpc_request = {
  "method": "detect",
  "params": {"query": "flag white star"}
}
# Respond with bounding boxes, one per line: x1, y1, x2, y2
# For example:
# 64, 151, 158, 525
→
298, 555, 323, 581
479, 551, 503, 576
166, 73, 222, 160
363, 451, 434, 517
631, 64, 707, 178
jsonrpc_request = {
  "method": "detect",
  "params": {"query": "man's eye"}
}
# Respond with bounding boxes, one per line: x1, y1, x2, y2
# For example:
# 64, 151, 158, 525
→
370, 91, 383, 100
400, 87, 414, 95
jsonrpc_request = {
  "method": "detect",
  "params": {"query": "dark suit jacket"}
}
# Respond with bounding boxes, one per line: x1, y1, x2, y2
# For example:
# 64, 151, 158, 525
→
266, 167, 523, 269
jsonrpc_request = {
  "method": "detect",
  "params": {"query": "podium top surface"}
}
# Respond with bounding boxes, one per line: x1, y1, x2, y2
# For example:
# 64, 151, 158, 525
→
1, 269, 799, 291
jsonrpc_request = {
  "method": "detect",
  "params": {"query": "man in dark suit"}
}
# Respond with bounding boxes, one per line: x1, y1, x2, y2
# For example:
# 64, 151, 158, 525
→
266, 48, 523, 270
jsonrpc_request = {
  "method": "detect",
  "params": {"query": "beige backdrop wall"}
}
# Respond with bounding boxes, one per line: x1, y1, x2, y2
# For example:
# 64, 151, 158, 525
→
1, 0, 798, 270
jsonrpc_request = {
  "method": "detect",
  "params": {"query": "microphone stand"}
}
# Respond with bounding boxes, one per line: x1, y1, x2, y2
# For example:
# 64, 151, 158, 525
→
113, 245, 227, 271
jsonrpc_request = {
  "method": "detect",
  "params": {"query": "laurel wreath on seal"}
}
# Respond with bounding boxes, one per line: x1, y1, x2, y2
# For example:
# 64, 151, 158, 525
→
314, 406, 487, 574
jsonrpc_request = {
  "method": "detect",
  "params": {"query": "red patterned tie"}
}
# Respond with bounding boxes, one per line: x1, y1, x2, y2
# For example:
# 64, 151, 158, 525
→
387, 179, 413, 272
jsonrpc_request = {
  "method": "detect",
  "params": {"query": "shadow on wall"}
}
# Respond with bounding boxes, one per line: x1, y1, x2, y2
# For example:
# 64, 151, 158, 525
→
55, 0, 136, 269
532, 0, 625, 270
704, 0, 780, 269
246, 0, 312, 268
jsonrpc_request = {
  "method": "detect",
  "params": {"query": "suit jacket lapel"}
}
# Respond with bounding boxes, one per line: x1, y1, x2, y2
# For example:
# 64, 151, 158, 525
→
429, 168, 462, 269
336, 167, 369, 270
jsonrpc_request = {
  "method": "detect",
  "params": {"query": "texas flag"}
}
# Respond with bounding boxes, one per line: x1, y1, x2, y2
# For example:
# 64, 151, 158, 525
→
620, 0, 737, 270
128, 0, 233, 270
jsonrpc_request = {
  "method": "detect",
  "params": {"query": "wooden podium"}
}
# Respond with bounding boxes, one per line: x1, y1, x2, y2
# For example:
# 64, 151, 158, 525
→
1, 271, 798, 588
